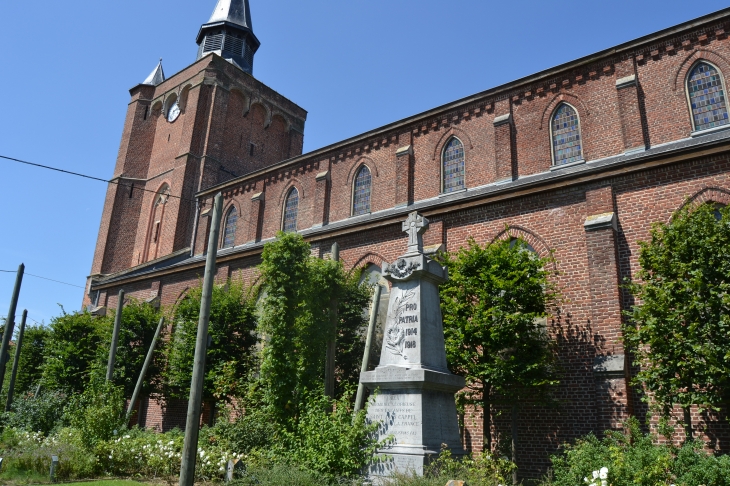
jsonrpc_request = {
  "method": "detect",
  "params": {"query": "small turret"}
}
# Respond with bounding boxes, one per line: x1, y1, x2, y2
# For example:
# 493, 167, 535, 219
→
142, 59, 165, 86
196, 0, 260, 74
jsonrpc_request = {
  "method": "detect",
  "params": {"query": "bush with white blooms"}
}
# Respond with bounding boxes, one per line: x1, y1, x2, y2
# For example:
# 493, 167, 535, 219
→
584, 466, 609, 486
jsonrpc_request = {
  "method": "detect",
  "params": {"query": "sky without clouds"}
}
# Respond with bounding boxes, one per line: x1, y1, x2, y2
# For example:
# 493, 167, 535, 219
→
0, 0, 727, 324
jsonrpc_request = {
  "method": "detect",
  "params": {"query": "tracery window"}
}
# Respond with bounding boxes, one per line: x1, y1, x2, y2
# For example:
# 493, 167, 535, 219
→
352, 165, 372, 216
222, 207, 238, 248
551, 103, 583, 166
442, 137, 465, 193
282, 187, 299, 232
687, 61, 729, 132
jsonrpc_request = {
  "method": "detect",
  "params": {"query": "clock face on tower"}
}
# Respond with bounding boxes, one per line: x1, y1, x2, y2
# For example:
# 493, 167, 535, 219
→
167, 102, 181, 123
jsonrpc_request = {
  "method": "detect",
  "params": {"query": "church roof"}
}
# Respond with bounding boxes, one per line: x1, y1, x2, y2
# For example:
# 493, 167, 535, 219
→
206, 0, 252, 31
142, 60, 165, 86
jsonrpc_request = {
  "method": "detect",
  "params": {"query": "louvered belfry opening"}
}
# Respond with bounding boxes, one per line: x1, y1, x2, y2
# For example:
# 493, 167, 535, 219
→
203, 32, 224, 53
223, 35, 244, 57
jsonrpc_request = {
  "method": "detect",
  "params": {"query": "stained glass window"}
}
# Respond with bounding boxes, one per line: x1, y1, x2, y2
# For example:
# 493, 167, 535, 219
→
353, 165, 372, 216
283, 188, 299, 232
222, 207, 237, 248
442, 138, 465, 193
551, 104, 583, 166
688, 62, 729, 132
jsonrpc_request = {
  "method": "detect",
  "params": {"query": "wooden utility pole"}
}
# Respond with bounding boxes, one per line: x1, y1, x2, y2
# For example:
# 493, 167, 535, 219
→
6, 309, 27, 411
106, 289, 125, 382
126, 316, 165, 422
179, 192, 223, 486
324, 242, 339, 399
355, 284, 382, 412
0, 264, 24, 393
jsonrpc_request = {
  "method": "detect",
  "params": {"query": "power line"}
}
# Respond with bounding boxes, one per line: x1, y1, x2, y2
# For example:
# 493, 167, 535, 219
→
0, 154, 192, 201
0, 270, 85, 289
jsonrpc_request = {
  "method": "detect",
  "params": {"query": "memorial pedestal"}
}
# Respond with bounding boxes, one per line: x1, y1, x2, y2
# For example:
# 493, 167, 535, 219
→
360, 212, 465, 480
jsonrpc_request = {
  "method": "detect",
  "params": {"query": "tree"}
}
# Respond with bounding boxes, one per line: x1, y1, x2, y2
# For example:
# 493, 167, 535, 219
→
41, 309, 107, 393
624, 202, 730, 440
96, 299, 163, 398
257, 232, 335, 423
165, 280, 258, 404
333, 269, 371, 398
440, 236, 559, 469
256, 232, 372, 424
11, 324, 51, 395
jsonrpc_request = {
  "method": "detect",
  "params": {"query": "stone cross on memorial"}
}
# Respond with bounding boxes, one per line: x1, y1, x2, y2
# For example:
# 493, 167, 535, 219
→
360, 211, 465, 480
403, 212, 427, 254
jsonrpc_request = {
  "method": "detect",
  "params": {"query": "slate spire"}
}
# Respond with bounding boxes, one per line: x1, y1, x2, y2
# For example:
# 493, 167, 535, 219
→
196, 0, 260, 75
207, 0, 253, 30
142, 59, 165, 86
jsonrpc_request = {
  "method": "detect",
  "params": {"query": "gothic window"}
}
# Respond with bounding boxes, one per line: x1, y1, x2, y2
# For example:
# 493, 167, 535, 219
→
442, 137, 465, 193
551, 103, 583, 166
282, 187, 299, 232
687, 61, 729, 132
144, 185, 170, 263
353, 165, 372, 216
222, 207, 238, 248
510, 237, 537, 254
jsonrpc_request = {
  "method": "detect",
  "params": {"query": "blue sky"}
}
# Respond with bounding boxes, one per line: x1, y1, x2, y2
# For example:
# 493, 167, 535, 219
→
0, 0, 727, 324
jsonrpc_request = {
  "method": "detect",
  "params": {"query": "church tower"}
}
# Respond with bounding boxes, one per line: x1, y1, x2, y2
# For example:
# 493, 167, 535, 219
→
196, 0, 260, 74
88, 0, 306, 281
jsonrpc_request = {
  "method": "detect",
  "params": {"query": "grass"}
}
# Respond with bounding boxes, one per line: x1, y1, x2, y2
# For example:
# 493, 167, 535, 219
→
0, 479, 147, 486
61, 482, 145, 486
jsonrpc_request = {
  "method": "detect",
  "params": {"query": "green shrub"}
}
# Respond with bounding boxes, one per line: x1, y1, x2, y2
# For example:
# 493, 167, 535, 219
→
275, 389, 380, 480
165, 280, 258, 402
377, 446, 512, 486
542, 417, 730, 486
0, 428, 97, 481
231, 461, 334, 486
209, 408, 278, 454
98, 426, 245, 483
1, 390, 67, 435
64, 381, 126, 448
97, 299, 164, 397
41, 309, 107, 394
673, 442, 730, 486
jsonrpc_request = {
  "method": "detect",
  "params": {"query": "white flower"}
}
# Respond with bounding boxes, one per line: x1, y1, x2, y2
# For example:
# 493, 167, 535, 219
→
593, 470, 599, 479
599, 466, 608, 479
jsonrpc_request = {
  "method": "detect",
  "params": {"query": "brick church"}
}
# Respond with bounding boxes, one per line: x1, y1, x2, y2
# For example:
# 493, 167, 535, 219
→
86, 0, 730, 476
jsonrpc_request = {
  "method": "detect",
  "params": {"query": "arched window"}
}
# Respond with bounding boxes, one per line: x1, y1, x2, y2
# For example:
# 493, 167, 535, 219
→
442, 138, 465, 193
687, 61, 729, 132
144, 184, 170, 263
352, 165, 372, 216
222, 207, 238, 248
551, 103, 583, 166
282, 187, 299, 232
